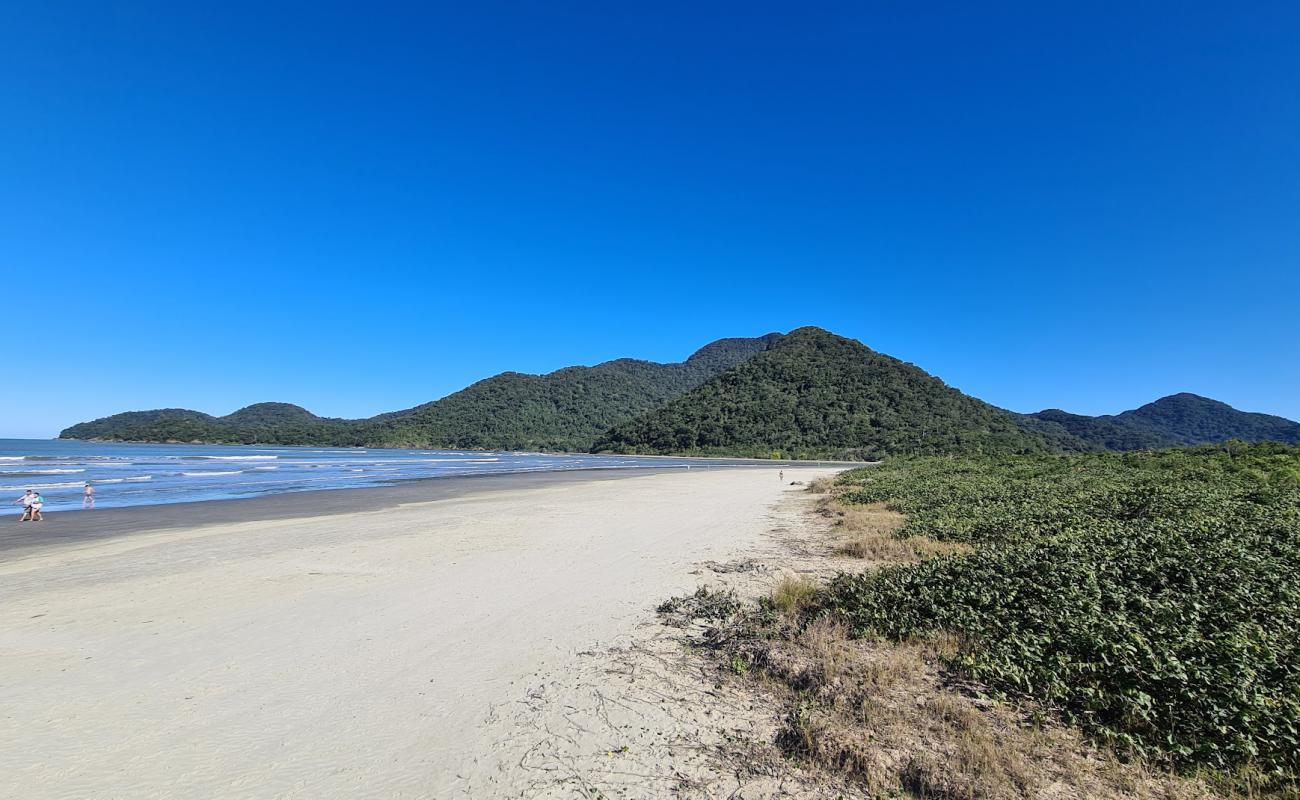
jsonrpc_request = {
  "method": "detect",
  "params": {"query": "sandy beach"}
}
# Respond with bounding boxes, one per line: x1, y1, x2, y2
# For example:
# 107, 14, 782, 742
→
0, 465, 839, 799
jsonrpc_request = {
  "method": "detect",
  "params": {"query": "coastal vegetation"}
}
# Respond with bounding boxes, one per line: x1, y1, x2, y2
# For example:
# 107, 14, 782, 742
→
666, 445, 1300, 796
824, 445, 1300, 784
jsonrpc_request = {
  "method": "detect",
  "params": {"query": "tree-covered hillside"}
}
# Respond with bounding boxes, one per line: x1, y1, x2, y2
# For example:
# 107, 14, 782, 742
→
593, 327, 1062, 459
355, 333, 784, 450
60, 330, 1300, 458
59, 404, 360, 446
1024, 408, 1174, 451
1115, 392, 1300, 445
1027, 393, 1300, 451
59, 333, 784, 450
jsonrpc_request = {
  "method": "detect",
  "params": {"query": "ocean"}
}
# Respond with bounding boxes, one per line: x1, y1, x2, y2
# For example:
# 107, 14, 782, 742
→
0, 439, 761, 513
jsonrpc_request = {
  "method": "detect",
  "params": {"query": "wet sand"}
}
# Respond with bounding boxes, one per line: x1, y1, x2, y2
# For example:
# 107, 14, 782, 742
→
0, 465, 754, 560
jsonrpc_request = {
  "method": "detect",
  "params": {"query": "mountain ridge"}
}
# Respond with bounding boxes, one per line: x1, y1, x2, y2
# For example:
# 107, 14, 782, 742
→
60, 329, 1300, 456
59, 333, 786, 450
1026, 392, 1300, 450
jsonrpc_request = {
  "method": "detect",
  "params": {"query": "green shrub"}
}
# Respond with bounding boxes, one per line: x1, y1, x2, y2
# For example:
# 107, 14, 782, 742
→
825, 445, 1300, 780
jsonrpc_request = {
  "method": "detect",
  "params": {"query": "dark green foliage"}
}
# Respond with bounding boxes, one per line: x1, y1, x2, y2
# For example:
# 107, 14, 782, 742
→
59, 403, 360, 446
59, 334, 784, 450
1028, 394, 1300, 451
594, 327, 1063, 459
1116, 393, 1300, 446
353, 333, 783, 450
1023, 408, 1174, 451
824, 446, 1300, 779
61, 329, 1300, 458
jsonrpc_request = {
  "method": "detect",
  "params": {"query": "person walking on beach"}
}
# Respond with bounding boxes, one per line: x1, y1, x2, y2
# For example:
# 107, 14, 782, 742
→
83, 482, 95, 509
779, 470, 784, 483
14, 489, 34, 522
29, 492, 44, 521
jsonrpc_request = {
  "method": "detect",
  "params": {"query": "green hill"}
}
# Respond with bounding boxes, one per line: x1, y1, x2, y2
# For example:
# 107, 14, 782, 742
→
355, 334, 784, 450
1022, 408, 1174, 451
592, 327, 1063, 459
59, 334, 784, 450
60, 403, 358, 446
1115, 392, 1300, 445
61, 331, 1300, 457
1026, 393, 1300, 450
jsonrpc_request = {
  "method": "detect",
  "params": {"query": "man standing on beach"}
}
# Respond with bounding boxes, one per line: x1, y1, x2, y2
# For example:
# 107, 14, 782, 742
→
13, 489, 34, 522
84, 483, 95, 509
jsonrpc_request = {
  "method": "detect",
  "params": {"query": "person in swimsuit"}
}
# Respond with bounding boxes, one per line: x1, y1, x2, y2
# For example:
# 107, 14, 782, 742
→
83, 483, 95, 509
29, 492, 44, 521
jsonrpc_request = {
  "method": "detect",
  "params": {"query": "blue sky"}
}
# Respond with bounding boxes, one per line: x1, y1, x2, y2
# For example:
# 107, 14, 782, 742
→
3, 2, 1298, 438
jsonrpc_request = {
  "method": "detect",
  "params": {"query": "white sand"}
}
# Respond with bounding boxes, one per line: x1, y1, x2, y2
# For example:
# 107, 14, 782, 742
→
0, 467, 837, 799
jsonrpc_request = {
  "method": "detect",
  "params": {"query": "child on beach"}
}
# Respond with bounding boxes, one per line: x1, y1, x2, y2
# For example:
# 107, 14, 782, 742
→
84, 483, 95, 509
30, 492, 44, 521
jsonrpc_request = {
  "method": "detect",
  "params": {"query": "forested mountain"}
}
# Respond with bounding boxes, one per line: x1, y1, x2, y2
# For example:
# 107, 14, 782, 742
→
1025, 393, 1300, 450
1021, 408, 1174, 451
60, 403, 360, 446
60, 330, 1300, 458
592, 327, 1064, 459
59, 334, 784, 449
1115, 392, 1300, 445
352, 333, 784, 450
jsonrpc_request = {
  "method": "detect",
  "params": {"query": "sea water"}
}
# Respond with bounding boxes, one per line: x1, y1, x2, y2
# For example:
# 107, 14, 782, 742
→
0, 439, 752, 513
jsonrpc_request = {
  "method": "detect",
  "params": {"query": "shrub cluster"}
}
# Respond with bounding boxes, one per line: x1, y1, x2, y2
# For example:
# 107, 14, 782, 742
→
825, 445, 1300, 780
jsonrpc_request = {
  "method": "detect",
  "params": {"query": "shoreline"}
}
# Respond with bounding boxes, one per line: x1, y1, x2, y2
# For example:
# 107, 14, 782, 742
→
1, 465, 790, 559
2, 442, 861, 559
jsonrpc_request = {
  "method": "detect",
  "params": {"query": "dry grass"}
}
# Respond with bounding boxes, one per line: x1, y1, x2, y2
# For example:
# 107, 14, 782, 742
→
805, 476, 837, 495
823, 499, 970, 563
751, 620, 1214, 800
770, 573, 821, 616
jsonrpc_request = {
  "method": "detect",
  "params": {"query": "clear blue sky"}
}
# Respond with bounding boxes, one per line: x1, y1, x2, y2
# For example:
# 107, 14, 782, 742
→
3, 2, 1298, 438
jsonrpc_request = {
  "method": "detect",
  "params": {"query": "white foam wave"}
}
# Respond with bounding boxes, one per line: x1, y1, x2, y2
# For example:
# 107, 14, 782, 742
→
182, 470, 241, 477
94, 475, 154, 484
251, 465, 279, 471
0, 468, 85, 474
1, 480, 86, 490
192, 455, 278, 461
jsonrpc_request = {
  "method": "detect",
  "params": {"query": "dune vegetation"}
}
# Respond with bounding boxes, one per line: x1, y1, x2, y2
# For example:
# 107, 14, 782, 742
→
823, 444, 1300, 790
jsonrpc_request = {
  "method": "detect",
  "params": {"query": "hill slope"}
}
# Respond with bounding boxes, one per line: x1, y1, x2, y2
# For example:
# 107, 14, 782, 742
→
59, 334, 784, 450
1026, 393, 1300, 450
60, 403, 359, 446
1022, 408, 1174, 451
1114, 392, 1300, 445
355, 333, 784, 450
593, 327, 1060, 459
